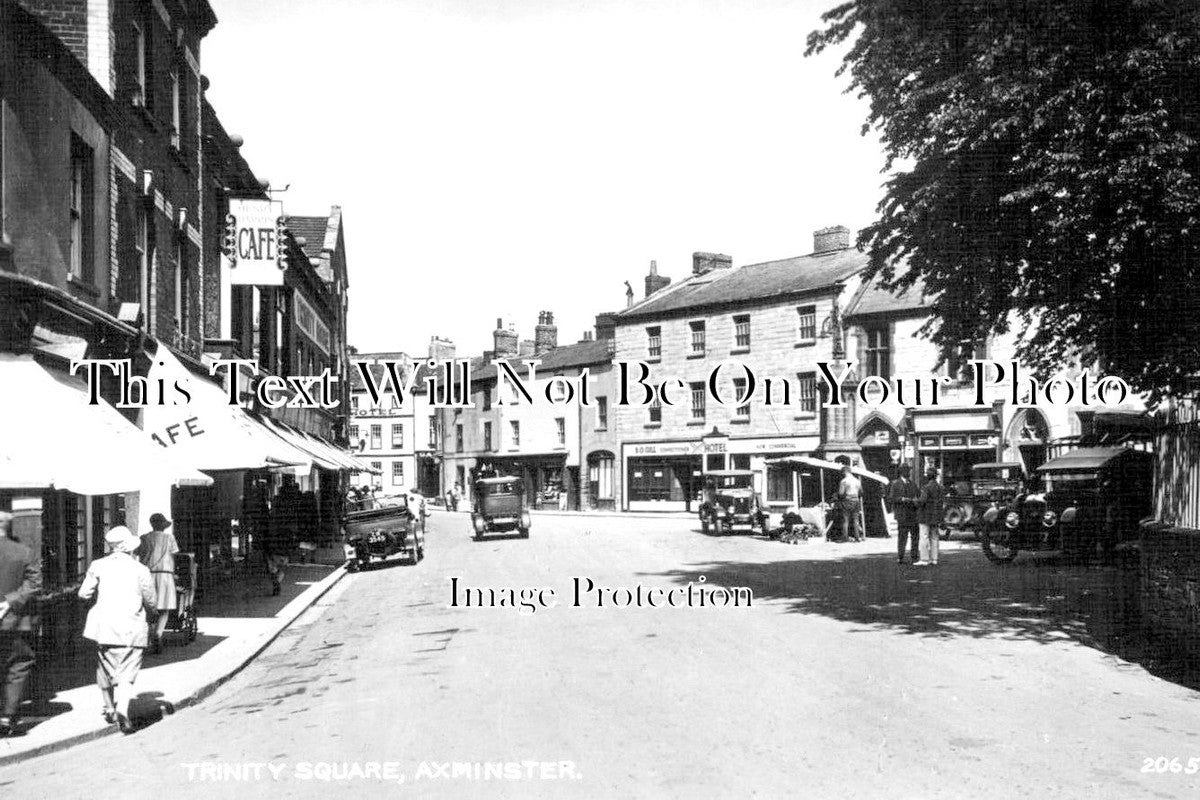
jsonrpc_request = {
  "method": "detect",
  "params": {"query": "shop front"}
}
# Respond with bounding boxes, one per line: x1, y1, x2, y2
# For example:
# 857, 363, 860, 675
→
473, 453, 573, 510
624, 433, 820, 512
908, 407, 1003, 493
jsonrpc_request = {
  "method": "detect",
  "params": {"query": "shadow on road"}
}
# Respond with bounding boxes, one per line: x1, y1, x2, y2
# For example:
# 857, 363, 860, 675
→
645, 547, 1199, 690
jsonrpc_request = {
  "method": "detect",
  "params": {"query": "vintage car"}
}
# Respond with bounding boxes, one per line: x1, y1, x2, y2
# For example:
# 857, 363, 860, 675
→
979, 446, 1153, 563
941, 462, 1027, 538
343, 492, 425, 571
697, 470, 769, 536
471, 476, 531, 539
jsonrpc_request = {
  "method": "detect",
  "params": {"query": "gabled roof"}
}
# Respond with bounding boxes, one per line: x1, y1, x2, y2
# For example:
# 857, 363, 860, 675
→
844, 269, 930, 318
616, 247, 867, 321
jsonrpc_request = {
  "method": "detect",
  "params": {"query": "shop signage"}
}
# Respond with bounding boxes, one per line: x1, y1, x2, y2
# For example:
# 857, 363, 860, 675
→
630, 442, 703, 457
225, 199, 287, 286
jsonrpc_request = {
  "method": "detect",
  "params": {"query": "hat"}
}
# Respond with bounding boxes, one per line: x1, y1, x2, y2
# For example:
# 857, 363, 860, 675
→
104, 526, 140, 554
149, 512, 172, 530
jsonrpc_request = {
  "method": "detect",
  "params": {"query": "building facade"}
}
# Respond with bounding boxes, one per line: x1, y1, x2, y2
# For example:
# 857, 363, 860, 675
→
348, 353, 415, 492
610, 229, 866, 512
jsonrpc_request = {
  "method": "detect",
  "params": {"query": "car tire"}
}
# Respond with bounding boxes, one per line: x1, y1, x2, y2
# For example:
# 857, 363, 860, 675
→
714, 519, 725, 536
980, 530, 1018, 564
701, 517, 709, 536
519, 527, 530, 539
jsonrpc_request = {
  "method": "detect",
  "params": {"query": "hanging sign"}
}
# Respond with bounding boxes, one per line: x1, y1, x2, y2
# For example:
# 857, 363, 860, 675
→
225, 199, 287, 286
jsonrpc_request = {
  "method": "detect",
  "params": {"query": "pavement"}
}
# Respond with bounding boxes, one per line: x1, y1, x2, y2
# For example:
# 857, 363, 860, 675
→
0, 560, 348, 767
2, 513, 1199, 798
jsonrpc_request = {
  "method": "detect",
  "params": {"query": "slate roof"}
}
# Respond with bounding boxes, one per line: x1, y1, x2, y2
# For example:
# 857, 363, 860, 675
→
284, 214, 337, 283
616, 247, 868, 321
473, 338, 613, 381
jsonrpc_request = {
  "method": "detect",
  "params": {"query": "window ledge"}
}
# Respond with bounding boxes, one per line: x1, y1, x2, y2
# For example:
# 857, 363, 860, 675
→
643, 423, 662, 430
793, 413, 818, 421
730, 347, 750, 356
686, 421, 706, 427
730, 418, 750, 425
645, 357, 661, 364
794, 340, 816, 349
686, 352, 706, 360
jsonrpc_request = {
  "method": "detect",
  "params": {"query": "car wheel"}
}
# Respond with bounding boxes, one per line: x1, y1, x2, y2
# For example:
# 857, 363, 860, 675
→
714, 519, 725, 536
520, 527, 530, 539
700, 517, 710, 535
980, 530, 1018, 564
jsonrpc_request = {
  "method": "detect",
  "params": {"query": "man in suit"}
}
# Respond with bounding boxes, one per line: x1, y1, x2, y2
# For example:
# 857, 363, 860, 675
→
0, 510, 42, 736
917, 464, 946, 566
889, 465, 921, 564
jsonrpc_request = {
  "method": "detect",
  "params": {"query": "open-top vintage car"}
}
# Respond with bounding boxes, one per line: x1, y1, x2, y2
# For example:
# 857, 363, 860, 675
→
941, 462, 1027, 538
979, 446, 1153, 564
343, 492, 425, 571
471, 476, 531, 539
697, 470, 769, 536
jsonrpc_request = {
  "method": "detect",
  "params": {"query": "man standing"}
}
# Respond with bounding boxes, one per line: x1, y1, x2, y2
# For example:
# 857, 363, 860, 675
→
138, 513, 180, 654
78, 526, 156, 733
889, 465, 920, 564
837, 464, 864, 542
917, 464, 945, 566
0, 511, 41, 737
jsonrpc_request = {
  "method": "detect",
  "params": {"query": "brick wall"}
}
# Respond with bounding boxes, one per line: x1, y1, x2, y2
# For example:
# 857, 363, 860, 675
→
18, 0, 89, 64
1140, 527, 1200, 675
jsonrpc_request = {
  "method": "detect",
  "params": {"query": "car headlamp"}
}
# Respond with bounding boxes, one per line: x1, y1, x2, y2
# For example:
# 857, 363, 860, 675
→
1004, 511, 1020, 529
1042, 510, 1058, 528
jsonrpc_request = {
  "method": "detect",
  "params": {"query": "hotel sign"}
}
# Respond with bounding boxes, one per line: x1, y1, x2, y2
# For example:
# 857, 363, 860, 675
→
225, 199, 287, 286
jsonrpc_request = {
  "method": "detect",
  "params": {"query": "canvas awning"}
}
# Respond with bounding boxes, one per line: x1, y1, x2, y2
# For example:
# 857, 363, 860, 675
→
142, 344, 309, 471
296, 430, 378, 473
0, 354, 212, 494
764, 455, 890, 485
258, 417, 341, 471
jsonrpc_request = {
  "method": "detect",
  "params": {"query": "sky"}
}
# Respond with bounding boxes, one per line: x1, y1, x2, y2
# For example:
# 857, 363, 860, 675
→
203, 0, 888, 357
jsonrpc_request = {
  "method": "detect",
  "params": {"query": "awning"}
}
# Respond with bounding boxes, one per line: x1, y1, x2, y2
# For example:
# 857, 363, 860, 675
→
258, 417, 340, 471
142, 343, 308, 471
0, 354, 212, 494
764, 455, 890, 485
297, 431, 377, 473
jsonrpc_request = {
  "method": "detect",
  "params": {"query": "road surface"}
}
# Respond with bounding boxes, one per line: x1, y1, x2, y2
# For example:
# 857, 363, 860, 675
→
2, 512, 1198, 799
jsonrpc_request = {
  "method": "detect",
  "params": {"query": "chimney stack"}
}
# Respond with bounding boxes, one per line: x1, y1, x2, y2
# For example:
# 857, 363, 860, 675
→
594, 312, 617, 341
493, 317, 518, 359
428, 335, 456, 361
645, 259, 671, 297
692, 252, 733, 275
534, 311, 558, 355
813, 225, 851, 254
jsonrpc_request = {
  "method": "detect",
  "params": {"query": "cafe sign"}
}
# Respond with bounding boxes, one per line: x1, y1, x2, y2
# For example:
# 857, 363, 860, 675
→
225, 199, 287, 286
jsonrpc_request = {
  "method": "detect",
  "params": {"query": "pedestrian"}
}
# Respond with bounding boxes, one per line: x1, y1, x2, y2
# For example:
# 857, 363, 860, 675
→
837, 464, 864, 542
0, 510, 41, 737
261, 522, 294, 597
889, 465, 921, 564
137, 512, 180, 654
78, 526, 156, 733
916, 464, 946, 566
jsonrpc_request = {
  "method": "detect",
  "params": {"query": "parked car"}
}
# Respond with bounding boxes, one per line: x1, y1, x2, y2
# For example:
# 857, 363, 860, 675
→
697, 470, 768, 536
941, 462, 1027, 539
979, 446, 1153, 563
471, 476, 531, 539
343, 492, 425, 571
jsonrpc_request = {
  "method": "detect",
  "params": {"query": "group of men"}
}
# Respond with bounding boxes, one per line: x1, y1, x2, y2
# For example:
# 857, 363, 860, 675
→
836, 462, 945, 565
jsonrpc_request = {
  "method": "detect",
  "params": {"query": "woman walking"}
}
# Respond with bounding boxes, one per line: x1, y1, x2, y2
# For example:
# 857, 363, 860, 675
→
138, 513, 180, 653
78, 526, 156, 732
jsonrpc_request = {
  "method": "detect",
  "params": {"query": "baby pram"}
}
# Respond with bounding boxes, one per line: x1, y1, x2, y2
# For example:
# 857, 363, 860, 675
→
166, 552, 199, 644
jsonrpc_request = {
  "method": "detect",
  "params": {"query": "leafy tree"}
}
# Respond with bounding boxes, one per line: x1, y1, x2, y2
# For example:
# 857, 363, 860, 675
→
808, 0, 1200, 397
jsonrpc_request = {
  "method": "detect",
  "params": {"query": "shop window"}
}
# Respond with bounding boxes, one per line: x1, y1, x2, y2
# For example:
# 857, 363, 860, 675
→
647, 326, 661, 359
767, 467, 794, 502
797, 372, 818, 415
689, 320, 706, 355
483, 421, 493, 451
733, 314, 751, 350
797, 305, 817, 344
733, 378, 750, 421
392, 461, 404, 486
556, 417, 566, 446
864, 324, 892, 379
596, 396, 608, 430
732, 454, 751, 470
69, 135, 94, 283
510, 420, 520, 447
392, 424, 404, 449
690, 382, 706, 421
370, 424, 382, 449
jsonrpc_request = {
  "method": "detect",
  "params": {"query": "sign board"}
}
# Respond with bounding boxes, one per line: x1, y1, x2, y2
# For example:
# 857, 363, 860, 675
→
226, 199, 286, 286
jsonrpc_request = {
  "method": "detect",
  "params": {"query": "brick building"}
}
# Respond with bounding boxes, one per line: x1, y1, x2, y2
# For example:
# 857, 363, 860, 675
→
610, 228, 866, 512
